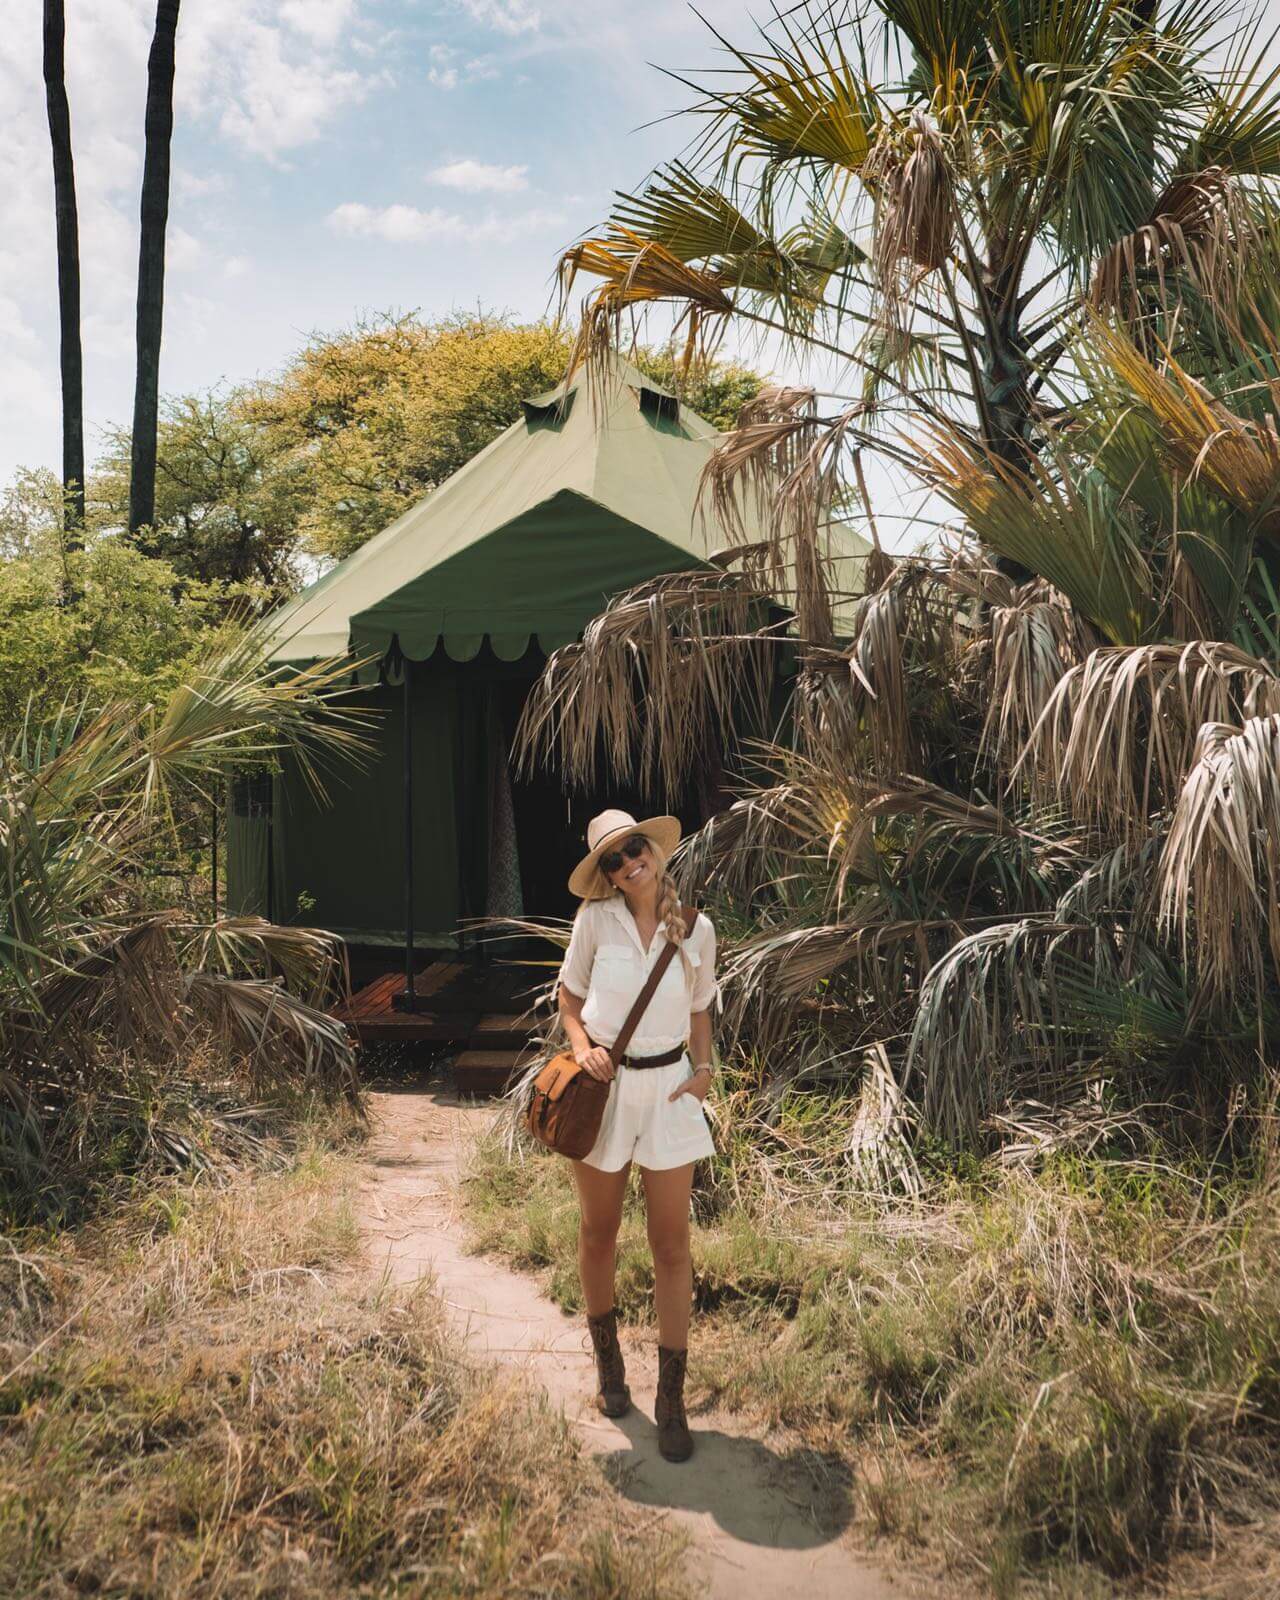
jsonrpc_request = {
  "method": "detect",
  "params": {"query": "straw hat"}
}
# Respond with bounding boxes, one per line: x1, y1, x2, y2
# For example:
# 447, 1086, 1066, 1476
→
568, 808, 681, 899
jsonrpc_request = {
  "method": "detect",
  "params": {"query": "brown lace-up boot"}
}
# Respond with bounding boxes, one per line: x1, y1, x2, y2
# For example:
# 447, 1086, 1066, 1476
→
656, 1345, 693, 1461
586, 1309, 631, 1417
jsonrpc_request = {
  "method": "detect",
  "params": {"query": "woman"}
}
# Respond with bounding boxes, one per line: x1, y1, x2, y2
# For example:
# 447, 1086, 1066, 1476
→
558, 808, 717, 1463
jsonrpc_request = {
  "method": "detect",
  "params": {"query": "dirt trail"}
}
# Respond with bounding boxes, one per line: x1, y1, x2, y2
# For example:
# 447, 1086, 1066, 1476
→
357, 1083, 923, 1600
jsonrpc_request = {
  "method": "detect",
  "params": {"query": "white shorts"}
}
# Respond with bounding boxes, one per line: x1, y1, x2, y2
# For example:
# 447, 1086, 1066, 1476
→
581, 1055, 716, 1173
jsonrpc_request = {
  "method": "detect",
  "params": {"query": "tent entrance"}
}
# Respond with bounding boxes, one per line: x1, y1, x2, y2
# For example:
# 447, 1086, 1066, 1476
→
238, 637, 711, 975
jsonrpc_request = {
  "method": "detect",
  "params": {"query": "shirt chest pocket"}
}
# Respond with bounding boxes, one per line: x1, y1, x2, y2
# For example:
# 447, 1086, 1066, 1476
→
656, 944, 699, 999
592, 946, 638, 996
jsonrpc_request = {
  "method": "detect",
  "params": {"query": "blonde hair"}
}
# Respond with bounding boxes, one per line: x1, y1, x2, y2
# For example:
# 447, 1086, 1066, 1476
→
598, 838, 693, 982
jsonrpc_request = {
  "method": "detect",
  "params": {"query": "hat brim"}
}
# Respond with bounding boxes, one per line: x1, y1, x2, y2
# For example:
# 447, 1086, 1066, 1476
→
567, 816, 682, 899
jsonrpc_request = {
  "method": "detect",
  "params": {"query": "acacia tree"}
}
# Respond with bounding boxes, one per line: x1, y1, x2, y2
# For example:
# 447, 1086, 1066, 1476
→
129, 0, 181, 540
41, 0, 84, 547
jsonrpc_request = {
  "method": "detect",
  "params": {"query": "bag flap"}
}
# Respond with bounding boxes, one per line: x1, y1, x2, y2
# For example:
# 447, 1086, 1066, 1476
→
533, 1053, 583, 1102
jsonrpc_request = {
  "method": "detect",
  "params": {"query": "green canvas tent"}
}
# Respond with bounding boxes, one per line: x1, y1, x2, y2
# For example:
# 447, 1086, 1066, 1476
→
226, 357, 870, 958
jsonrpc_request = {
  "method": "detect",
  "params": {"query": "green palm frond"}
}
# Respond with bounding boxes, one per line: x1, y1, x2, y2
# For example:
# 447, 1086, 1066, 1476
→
611, 162, 769, 263
1190, 56, 1280, 176
920, 427, 1163, 645
689, 8, 879, 173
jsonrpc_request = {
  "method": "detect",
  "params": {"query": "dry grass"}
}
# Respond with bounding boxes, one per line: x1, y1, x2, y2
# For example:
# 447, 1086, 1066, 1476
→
0, 1141, 686, 1599
463, 1078, 1280, 1596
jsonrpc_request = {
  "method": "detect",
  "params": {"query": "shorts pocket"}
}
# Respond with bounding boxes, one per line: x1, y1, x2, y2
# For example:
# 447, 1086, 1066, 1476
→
674, 1083, 708, 1124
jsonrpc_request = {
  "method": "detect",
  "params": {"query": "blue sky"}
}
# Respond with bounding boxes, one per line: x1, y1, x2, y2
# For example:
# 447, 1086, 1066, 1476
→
0, 0, 931, 544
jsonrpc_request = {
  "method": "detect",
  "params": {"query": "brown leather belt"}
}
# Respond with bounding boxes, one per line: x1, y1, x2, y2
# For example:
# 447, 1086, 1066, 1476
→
619, 1044, 686, 1070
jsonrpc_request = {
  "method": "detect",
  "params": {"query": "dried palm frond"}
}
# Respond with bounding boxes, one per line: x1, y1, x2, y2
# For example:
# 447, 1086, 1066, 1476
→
5, 917, 184, 1062
989, 1079, 1151, 1167
1090, 166, 1250, 322
559, 230, 735, 380
1055, 838, 1164, 928
700, 397, 820, 552
979, 581, 1091, 773
797, 561, 952, 775
864, 110, 955, 331
185, 917, 348, 1008
1092, 321, 1280, 543
1159, 713, 1280, 1002
185, 972, 359, 1102
514, 571, 779, 798
846, 1042, 921, 1198
720, 916, 958, 1054
905, 920, 1109, 1142
1018, 640, 1280, 836
700, 387, 877, 647
875, 110, 955, 271
673, 779, 824, 904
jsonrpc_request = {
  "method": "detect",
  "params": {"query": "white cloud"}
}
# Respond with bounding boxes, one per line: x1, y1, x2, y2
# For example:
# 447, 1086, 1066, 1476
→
224, 255, 251, 280
460, 0, 542, 38
167, 227, 204, 273
428, 158, 529, 194
328, 201, 564, 244
426, 44, 497, 91
279, 0, 356, 47
177, 1, 374, 163
174, 168, 228, 201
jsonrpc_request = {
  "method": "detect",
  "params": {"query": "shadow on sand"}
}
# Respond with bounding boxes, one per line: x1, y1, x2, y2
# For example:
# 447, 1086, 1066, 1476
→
597, 1404, 853, 1551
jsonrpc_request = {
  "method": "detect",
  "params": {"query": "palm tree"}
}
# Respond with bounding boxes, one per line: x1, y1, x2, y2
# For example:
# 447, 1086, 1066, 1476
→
523, 0, 1280, 1156
41, 0, 84, 548
129, 0, 181, 541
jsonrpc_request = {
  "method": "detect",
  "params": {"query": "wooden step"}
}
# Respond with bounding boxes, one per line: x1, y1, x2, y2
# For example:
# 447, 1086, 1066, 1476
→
469, 1011, 540, 1049
451, 1049, 533, 1097
349, 1010, 477, 1045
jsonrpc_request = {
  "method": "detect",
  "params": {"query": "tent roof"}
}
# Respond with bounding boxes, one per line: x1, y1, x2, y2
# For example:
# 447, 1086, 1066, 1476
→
261, 355, 872, 666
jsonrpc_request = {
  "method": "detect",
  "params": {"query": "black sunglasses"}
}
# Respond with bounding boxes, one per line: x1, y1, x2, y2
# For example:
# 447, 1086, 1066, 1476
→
600, 835, 649, 875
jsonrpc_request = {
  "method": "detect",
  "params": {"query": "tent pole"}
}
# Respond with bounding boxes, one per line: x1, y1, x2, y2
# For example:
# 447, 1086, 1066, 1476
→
401, 659, 416, 1011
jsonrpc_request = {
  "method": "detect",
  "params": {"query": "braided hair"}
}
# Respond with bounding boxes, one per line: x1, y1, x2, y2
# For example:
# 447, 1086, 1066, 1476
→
626, 840, 693, 983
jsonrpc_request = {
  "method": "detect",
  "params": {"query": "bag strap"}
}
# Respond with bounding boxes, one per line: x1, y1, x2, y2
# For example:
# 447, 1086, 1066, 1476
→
609, 906, 698, 1068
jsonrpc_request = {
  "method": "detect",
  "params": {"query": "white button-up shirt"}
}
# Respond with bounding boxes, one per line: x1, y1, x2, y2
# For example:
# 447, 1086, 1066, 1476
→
559, 896, 719, 1055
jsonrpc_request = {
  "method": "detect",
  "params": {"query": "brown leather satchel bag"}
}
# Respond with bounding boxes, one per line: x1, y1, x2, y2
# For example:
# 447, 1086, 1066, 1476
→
527, 908, 696, 1159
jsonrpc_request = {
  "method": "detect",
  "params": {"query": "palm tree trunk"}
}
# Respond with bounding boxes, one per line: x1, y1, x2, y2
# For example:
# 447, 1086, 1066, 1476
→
42, 0, 84, 549
128, 0, 181, 542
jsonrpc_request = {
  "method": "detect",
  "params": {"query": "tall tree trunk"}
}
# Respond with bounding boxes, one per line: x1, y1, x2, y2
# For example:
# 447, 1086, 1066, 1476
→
128, 0, 181, 541
42, 0, 85, 551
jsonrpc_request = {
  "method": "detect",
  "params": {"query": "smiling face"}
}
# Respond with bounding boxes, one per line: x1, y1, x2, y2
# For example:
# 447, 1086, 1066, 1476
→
601, 833, 655, 896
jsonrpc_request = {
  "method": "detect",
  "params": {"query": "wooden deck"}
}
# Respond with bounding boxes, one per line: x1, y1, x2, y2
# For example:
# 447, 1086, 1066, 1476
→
335, 959, 547, 1095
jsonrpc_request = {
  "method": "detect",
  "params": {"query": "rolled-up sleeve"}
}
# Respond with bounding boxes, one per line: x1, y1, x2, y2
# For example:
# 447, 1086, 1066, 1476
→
559, 907, 596, 999
691, 918, 719, 1012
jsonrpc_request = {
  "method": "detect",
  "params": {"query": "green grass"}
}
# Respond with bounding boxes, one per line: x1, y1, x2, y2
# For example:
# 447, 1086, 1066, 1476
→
0, 1142, 686, 1599
463, 1097, 1280, 1595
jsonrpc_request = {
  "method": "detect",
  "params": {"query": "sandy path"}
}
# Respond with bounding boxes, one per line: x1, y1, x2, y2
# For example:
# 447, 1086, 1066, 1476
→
357, 1083, 922, 1600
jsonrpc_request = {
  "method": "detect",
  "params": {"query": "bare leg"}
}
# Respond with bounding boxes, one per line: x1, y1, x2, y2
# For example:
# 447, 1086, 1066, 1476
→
571, 1160, 630, 1316
640, 1162, 695, 1349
